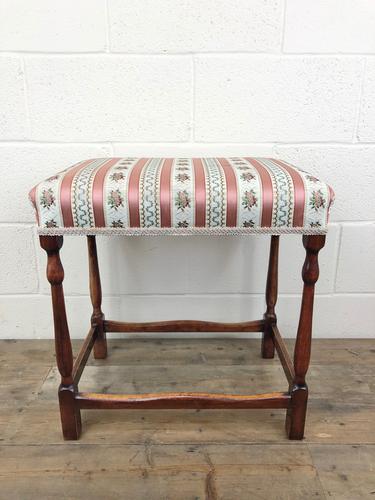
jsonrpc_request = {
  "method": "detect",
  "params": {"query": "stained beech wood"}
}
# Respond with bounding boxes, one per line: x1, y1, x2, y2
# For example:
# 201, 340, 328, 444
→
262, 236, 279, 358
76, 391, 290, 410
87, 236, 107, 359
271, 324, 295, 385
104, 319, 265, 333
286, 234, 326, 440
39, 235, 81, 440
39, 232, 327, 441
72, 327, 97, 386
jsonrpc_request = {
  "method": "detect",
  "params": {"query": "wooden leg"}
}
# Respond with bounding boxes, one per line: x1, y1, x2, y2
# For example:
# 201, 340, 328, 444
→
40, 236, 81, 440
262, 235, 279, 359
286, 234, 325, 440
87, 236, 107, 359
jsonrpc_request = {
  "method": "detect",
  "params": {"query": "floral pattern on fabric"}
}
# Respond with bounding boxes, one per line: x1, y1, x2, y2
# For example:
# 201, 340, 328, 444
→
29, 157, 334, 234
40, 188, 55, 209
242, 190, 258, 210
171, 158, 194, 228
108, 189, 124, 210
104, 157, 138, 228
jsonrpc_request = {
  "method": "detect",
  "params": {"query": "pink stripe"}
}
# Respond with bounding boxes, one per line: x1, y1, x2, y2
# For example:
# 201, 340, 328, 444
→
60, 159, 94, 227
327, 185, 335, 222
128, 158, 149, 227
28, 185, 39, 224
92, 158, 122, 227
193, 158, 206, 227
217, 158, 237, 227
272, 159, 305, 227
328, 185, 335, 208
160, 158, 173, 227
29, 185, 36, 207
246, 158, 273, 227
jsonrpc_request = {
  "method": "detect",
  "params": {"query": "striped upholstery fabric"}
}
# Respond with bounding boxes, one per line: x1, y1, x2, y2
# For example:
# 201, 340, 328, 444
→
29, 157, 334, 235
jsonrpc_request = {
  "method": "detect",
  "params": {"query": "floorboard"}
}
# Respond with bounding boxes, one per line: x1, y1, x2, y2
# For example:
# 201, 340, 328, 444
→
1, 338, 374, 499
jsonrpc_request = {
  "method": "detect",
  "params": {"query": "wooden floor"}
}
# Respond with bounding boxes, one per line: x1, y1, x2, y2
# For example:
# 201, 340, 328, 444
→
1, 338, 375, 499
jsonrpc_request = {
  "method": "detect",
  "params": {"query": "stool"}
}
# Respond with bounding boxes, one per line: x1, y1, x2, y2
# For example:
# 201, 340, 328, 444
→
29, 157, 334, 440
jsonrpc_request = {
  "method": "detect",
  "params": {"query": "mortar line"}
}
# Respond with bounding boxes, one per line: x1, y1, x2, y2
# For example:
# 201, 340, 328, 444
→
31, 226, 42, 294
20, 56, 32, 139
2, 140, 375, 146
1, 51, 374, 57
352, 57, 367, 143
1, 291, 375, 299
280, 0, 288, 53
190, 55, 195, 142
104, 0, 111, 53
333, 224, 343, 293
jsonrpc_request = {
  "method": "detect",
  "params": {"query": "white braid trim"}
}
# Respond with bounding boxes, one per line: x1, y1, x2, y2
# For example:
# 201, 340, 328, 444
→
37, 226, 328, 236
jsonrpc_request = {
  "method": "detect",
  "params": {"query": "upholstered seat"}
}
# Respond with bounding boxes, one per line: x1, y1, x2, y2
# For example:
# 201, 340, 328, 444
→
29, 157, 334, 235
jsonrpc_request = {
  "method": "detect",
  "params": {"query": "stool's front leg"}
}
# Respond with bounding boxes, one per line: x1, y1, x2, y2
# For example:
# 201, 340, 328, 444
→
286, 234, 325, 440
40, 236, 81, 440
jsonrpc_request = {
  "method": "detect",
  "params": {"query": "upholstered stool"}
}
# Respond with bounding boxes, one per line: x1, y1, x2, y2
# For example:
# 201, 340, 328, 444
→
29, 157, 334, 440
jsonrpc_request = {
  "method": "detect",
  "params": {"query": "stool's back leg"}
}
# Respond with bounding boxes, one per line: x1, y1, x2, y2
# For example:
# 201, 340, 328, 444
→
40, 235, 81, 440
286, 234, 325, 440
87, 235, 107, 359
262, 235, 279, 358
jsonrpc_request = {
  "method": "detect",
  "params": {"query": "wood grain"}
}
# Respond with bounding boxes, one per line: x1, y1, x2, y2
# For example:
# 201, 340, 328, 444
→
40, 235, 81, 440
0, 339, 375, 500
76, 391, 290, 410
87, 235, 107, 359
262, 235, 279, 358
105, 319, 265, 333
272, 324, 295, 385
0, 444, 325, 500
5, 243, 374, 500
286, 234, 326, 440
309, 444, 375, 499
2, 337, 375, 499
72, 327, 97, 386
1, 338, 373, 366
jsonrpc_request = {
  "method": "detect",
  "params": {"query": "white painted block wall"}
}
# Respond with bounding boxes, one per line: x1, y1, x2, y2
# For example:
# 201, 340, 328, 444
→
0, 0, 374, 338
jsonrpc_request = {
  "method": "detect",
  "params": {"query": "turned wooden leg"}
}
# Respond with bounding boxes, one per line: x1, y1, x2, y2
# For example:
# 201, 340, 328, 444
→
286, 234, 326, 440
87, 236, 107, 359
40, 236, 81, 440
262, 235, 279, 358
